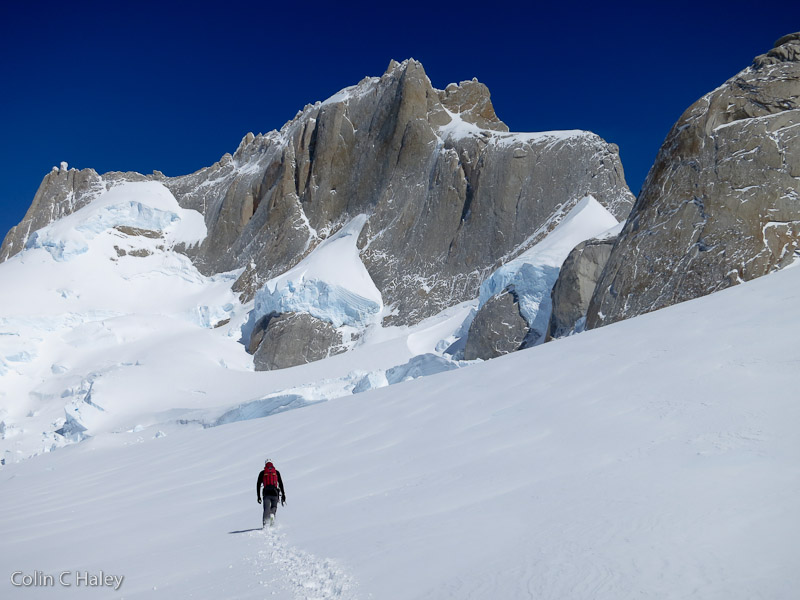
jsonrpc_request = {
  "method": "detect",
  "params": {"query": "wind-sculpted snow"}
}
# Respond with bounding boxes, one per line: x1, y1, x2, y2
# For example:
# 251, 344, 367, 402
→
253, 215, 383, 329
205, 395, 316, 427
436, 105, 586, 149
257, 280, 381, 329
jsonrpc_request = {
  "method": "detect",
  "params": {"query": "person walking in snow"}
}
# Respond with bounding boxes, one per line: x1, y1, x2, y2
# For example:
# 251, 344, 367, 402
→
257, 459, 286, 527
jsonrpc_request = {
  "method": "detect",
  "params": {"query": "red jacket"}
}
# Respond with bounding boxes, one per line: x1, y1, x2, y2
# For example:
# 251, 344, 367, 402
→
256, 467, 285, 500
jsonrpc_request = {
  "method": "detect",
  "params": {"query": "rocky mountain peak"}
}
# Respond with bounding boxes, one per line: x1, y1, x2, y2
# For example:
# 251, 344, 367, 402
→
384, 57, 417, 74
2, 59, 635, 369
439, 78, 508, 132
586, 33, 800, 329
380, 59, 507, 131
754, 32, 800, 68
0, 166, 152, 261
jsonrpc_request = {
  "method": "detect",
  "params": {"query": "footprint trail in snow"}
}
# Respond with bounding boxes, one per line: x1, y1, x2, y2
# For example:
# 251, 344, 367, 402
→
251, 528, 357, 599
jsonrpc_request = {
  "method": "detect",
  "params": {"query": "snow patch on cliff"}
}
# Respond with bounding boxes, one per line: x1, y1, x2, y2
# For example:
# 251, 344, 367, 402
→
253, 215, 383, 329
479, 196, 619, 343
25, 182, 206, 261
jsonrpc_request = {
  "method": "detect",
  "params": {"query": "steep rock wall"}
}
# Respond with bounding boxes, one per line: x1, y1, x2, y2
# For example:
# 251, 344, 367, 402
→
587, 34, 800, 328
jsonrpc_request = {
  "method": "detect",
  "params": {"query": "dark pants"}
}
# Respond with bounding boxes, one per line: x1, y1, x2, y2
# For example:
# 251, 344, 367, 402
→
262, 494, 279, 525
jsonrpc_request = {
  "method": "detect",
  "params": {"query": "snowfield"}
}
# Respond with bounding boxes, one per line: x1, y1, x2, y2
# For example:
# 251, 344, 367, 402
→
0, 180, 798, 598
1, 261, 798, 598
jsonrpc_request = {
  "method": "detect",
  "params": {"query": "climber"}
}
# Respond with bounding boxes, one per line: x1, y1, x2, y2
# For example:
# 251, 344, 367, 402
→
256, 459, 286, 527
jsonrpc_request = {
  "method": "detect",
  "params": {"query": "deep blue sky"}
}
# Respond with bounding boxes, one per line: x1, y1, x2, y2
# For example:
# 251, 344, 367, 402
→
1, 1, 796, 239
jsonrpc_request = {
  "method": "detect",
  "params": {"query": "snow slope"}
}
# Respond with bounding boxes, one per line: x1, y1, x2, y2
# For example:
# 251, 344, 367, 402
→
1, 263, 798, 599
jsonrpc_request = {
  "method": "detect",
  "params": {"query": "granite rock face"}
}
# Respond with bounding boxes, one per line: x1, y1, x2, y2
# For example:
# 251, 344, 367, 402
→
548, 235, 616, 339
2, 59, 635, 369
463, 289, 529, 360
182, 59, 633, 329
251, 313, 345, 371
587, 34, 800, 329
437, 78, 509, 132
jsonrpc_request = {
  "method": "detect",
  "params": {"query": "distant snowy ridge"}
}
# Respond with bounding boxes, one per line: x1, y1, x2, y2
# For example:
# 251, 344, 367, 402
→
25, 182, 206, 261
1, 57, 634, 381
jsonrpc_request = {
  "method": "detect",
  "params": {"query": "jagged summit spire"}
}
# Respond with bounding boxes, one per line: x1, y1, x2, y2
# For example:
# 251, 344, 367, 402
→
384, 58, 422, 75
754, 31, 800, 69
